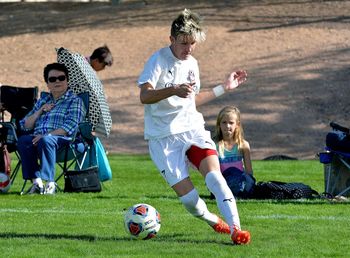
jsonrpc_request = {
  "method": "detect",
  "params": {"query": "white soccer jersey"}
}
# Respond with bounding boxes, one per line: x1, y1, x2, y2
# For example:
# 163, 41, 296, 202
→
138, 47, 205, 139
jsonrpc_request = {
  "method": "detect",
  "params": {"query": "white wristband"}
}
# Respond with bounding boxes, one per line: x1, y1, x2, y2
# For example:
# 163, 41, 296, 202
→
213, 84, 225, 97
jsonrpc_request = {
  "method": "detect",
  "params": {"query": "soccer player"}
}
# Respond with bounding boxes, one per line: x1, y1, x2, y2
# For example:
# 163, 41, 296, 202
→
138, 9, 250, 244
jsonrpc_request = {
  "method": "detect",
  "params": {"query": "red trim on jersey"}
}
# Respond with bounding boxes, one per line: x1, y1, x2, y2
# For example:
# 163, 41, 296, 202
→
186, 145, 217, 169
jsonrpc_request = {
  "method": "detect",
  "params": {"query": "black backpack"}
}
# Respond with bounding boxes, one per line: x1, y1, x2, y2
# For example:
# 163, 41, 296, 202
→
253, 181, 319, 199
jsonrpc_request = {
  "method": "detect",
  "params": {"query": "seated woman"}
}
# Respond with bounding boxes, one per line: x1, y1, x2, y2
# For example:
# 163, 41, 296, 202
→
17, 63, 86, 195
213, 106, 256, 199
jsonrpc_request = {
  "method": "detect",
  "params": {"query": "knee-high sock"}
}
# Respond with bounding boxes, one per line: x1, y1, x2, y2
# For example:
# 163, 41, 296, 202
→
180, 188, 218, 226
205, 171, 241, 230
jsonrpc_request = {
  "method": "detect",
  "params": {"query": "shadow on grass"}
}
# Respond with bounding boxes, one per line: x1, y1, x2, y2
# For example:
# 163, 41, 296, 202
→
201, 194, 349, 205
0, 232, 113, 242
236, 198, 349, 205
0, 232, 231, 245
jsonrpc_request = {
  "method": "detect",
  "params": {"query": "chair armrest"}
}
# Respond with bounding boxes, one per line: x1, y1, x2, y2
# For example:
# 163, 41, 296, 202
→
0, 122, 18, 142
78, 122, 94, 144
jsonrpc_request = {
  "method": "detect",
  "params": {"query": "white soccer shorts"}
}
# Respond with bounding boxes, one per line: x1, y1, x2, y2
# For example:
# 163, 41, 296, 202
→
148, 128, 216, 187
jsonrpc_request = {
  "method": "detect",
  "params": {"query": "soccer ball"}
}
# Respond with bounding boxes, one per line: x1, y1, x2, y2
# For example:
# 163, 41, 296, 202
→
0, 173, 11, 193
124, 203, 161, 240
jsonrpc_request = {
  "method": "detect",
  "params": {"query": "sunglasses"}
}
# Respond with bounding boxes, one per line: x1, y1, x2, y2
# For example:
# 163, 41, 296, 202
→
48, 75, 66, 83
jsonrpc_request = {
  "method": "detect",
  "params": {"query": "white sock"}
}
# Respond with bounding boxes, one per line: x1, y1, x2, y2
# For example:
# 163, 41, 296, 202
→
33, 178, 43, 188
180, 188, 218, 226
205, 171, 241, 232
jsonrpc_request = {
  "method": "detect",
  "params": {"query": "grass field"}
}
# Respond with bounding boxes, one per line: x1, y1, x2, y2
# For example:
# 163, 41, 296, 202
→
1, 155, 349, 257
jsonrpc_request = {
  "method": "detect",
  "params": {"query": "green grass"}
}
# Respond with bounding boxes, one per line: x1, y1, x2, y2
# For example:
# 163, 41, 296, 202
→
1, 155, 349, 257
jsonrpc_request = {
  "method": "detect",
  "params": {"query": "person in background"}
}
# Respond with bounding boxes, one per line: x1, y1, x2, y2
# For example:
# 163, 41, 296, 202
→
138, 9, 250, 245
86, 45, 113, 72
214, 106, 256, 199
17, 63, 86, 195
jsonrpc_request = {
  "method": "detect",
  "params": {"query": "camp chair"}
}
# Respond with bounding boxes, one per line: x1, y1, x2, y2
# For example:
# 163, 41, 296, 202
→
19, 91, 95, 194
319, 122, 350, 197
0, 85, 38, 186
53, 91, 95, 191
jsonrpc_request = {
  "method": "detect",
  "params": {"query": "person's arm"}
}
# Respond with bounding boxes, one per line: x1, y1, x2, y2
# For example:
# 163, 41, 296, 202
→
139, 82, 194, 104
242, 140, 253, 175
31, 97, 85, 145
196, 70, 247, 106
23, 103, 54, 130
46, 128, 67, 136
31, 128, 68, 146
23, 108, 44, 130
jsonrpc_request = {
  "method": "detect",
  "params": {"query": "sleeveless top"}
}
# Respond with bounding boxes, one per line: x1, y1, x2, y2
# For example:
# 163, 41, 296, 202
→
217, 144, 244, 173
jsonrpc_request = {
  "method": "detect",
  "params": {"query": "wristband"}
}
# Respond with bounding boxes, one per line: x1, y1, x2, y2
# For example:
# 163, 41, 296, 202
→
213, 84, 225, 97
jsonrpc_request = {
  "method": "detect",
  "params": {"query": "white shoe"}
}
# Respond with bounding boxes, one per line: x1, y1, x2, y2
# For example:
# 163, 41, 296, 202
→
44, 182, 56, 195
28, 183, 44, 195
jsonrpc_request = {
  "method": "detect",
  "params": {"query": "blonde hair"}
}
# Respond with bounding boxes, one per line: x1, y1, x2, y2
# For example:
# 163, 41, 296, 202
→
171, 9, 206, 43
214, 106, 245, 158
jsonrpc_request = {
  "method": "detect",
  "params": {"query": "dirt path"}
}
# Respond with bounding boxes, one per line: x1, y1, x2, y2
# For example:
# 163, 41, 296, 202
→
1, 0, 350, 159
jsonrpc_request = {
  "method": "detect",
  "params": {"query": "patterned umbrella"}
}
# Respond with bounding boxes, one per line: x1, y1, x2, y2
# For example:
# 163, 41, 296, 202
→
56, 47, 112, 136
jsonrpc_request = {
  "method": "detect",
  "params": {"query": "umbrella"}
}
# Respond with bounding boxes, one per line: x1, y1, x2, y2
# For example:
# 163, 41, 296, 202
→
56, 47, 112, 136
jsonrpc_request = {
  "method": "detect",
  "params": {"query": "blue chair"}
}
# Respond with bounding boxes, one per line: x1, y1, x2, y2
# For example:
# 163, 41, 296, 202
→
19, 91, 96, 194
319, 122, 350, 197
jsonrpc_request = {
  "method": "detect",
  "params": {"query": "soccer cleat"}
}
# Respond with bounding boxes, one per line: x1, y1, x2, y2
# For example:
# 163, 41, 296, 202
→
211, 217, 231, 234
231, 226, 251, 245
27, 184, 44, 195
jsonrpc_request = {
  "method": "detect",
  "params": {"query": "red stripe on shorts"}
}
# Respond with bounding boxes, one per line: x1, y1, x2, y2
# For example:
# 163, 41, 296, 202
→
186, 145, 217, 169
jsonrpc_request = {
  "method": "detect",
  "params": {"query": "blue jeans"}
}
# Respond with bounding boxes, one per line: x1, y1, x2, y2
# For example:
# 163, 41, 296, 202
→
17, 135, 71, 182
222, 167, 256, 198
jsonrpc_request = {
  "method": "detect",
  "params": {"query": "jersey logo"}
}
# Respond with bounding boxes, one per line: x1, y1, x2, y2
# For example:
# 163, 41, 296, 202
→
188, 70, 195, 83
205, 141, 214, 146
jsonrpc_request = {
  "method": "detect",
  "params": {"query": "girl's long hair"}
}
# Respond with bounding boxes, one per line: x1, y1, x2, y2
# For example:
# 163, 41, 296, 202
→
214, 106, 245, 158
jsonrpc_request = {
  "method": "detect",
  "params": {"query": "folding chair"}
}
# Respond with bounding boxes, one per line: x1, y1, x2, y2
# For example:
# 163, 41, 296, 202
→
19, 91, 95, 194
319, 122, 350, 197
54, 91, 96, 191
0, 85, 38, 186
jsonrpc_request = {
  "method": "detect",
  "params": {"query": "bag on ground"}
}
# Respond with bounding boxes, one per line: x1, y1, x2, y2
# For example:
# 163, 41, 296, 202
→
64, 166, 101, 193
94, 137, 112, 182
253, 181, 319, 199
77, 137, 112, 182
